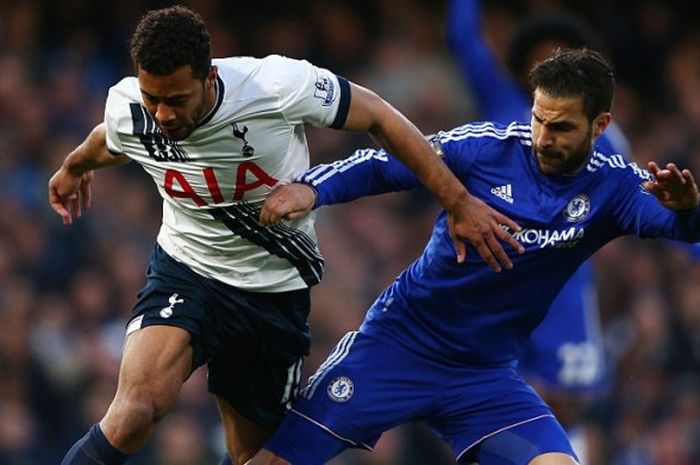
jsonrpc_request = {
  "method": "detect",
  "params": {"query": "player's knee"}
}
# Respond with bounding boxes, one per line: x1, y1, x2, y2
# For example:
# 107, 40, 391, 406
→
112, 381, 178, 425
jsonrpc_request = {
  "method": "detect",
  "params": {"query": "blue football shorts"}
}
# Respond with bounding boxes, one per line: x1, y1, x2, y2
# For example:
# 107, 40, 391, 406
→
518, 261, 607, 396
125, 244, 311, 426
265, 330, 577, 464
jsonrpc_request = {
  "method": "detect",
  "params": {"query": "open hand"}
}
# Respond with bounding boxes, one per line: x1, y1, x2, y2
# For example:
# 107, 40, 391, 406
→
48, 168, 94, 225
643, 162, 699, 211
446, 193, 525, 272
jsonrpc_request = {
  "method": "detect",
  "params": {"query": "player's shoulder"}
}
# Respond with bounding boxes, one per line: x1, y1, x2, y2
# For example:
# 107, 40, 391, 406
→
214, 54, 314, 80
435, 121, 531, 143
434, 121, 532, 157
105, 76, 141, 123
215, 55, 318, 97
107, 76, 140, 102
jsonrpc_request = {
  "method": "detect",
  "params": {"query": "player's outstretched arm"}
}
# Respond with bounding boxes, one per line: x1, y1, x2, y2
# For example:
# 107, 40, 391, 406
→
330, 83, 524, 271
48, 123, 130, 225
643, 161, 700, 211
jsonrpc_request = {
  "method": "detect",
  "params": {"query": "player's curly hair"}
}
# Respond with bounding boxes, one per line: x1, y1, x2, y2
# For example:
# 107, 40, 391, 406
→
130, 6, 211, 80
529, 48, 614, 122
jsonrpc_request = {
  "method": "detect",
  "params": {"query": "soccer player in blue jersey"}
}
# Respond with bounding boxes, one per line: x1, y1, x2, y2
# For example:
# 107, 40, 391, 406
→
248, 48, 700, 465
48, 6, 522, 465
446, 2, 629, 460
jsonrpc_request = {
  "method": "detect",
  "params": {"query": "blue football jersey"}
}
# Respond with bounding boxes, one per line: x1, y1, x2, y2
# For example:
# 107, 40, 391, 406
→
446, 0, 629, 392
299, 122, 700, 365
447, 0, 630, 392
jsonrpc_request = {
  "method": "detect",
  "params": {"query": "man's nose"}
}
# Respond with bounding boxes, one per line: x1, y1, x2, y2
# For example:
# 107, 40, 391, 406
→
536, 127, 553, 147
156, 103, 176, 124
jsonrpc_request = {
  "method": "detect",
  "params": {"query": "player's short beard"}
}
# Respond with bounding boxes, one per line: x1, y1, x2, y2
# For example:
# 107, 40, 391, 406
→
534, 137, 593, 176
166, 81, 208, 141
192, 80, 209, 125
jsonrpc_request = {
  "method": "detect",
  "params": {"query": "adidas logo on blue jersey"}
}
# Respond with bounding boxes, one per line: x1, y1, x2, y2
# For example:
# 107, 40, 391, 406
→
490, 184, 514, 204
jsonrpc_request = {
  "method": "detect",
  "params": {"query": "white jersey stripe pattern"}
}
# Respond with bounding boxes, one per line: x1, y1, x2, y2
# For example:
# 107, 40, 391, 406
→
436, 121, 532, 146
299, 148, 385, 186
280, 357, 304, 408
210, 202, 324, 286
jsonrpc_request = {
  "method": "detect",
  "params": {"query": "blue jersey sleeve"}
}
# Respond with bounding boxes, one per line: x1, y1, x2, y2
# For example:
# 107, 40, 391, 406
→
446, 0, 530, 122
296, 140, 477, 208
613, 164, 700, 242
297, 148, 423, 207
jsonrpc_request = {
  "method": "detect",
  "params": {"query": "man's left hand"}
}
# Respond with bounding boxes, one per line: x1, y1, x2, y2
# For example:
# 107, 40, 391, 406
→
643, 161, 699, 211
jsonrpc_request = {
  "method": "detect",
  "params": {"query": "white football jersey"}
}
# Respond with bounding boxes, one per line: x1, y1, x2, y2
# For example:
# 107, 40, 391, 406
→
104, 55, 350, 292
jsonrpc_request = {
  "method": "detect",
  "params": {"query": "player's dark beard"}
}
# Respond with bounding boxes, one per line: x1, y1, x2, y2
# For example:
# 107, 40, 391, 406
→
161, 82, 209, 141
192, 81, 209, 125
535, 137, 592, 176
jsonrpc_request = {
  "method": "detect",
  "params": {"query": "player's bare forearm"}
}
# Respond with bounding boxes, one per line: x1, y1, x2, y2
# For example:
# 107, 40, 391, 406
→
49, 123, 128, 225
341, 83, 523, 270
342, 83, 469, 210
62, 123, 130, 176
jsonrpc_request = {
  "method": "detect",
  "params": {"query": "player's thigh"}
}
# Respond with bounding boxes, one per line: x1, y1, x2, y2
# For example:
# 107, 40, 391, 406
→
116, 325, 193, 403
468, 414, 578, 465
207, 287, 310, 427
214, 395, 276, 462
264, 404, 349, 465
265, 331, 434, 464
529, 452, 579, 465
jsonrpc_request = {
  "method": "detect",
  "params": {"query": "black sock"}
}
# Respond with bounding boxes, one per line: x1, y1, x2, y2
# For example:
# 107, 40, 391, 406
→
60, 424, 129, 465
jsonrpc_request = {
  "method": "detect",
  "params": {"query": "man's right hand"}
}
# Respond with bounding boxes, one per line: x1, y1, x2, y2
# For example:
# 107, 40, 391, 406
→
259, 183, 317, 226
48, 168, 94, 225
446, 192, 525, 272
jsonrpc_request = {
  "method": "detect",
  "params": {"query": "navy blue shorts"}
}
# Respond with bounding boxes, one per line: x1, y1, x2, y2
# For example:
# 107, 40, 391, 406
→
265, 331, 577, 464
126, 244, 311, 426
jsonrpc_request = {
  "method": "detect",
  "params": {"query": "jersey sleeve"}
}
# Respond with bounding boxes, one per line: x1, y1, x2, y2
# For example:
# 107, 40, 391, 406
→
103, 78, 134, 155
295, 127, 481, 208
446, 0, 530, 122
613, 163, 700, 242
431, 125, 482, 180
267, 55, 350, 129
296, 148, 423, 207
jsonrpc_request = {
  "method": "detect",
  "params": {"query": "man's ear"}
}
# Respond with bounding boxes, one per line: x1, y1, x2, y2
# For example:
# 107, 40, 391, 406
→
592, 112, 612, 139
207, 65, 218, 89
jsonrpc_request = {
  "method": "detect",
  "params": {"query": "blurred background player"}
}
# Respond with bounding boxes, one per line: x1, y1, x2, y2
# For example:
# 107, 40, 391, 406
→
446, 1, 631, 462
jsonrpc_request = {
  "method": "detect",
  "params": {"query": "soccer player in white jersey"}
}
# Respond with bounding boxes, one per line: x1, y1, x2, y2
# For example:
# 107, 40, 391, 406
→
47, 6, 523, 465
248, 49, 700, 465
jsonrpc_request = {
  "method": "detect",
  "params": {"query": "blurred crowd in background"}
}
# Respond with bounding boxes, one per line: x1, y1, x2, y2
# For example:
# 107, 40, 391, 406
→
1, 0, 700, 464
